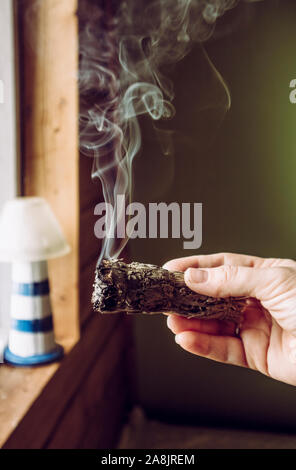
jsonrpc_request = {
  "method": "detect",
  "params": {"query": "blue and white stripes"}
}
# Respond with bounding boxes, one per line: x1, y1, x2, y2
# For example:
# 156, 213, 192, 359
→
4, 261, 63, 366
12, 279, 50, 297
11, 316, 54, 333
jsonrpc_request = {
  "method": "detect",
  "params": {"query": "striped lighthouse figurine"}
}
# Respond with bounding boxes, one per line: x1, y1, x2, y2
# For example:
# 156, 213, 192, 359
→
0, 197, 70, 366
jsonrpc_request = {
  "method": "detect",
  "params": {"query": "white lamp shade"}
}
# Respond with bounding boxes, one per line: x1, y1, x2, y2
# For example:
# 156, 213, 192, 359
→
0, 197, 71, 262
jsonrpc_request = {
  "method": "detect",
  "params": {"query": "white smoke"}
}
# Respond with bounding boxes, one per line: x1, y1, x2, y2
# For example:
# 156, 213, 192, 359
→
79, 0, 262, 262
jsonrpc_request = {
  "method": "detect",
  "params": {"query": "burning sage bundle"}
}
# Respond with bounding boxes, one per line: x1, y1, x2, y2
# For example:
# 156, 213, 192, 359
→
92, 259, 246, 323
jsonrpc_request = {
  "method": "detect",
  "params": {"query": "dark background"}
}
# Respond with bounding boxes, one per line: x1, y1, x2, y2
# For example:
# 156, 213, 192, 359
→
128, 0, 296, 431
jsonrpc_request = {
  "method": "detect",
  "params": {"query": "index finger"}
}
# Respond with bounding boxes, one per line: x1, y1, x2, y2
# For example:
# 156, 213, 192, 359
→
163, 252, 265, 272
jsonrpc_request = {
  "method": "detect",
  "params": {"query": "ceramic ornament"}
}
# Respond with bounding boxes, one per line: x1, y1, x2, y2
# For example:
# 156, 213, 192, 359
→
0, 197, 70, 366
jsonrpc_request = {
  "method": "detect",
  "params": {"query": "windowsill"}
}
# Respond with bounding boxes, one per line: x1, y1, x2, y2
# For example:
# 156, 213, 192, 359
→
0, 338, 75, 448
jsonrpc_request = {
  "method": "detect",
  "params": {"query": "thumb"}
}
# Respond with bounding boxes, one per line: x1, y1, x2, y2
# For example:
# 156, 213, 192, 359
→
184, 265, 277, 299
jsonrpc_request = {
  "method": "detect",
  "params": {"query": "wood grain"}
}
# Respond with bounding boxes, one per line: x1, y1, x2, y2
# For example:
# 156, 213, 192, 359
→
2, 315, 120, 449
0, 339, 76, 448
20, 0, 80, 343
0, 364, 58, 447
1, 0, 133, 450
79, 152, 101, 212
80, 206, 102, 272
79, 259, 98, 326
46, 322, 128, 448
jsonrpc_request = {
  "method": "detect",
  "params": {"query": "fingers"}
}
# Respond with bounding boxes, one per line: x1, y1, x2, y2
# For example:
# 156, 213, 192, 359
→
174, 330, 247, 367
183, 265, 280, 299
163, 252, 265, 272
167, 314, 236, 336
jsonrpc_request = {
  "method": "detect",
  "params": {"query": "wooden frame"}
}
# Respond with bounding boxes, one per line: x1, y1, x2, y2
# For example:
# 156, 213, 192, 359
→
20, 0, 80, 343
0, 0, 133, 449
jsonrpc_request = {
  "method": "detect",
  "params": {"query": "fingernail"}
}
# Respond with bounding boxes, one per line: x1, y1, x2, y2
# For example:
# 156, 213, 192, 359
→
186, 268, 208, 283
175, 334, 181, 345
289, 338, 296, 349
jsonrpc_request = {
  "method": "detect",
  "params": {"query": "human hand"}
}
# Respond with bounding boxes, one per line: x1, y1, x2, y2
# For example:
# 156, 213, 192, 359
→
163, 253, 296, 386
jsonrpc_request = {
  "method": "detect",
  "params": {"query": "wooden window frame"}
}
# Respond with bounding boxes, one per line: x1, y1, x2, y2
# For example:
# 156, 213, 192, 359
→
0, 0, 132, 449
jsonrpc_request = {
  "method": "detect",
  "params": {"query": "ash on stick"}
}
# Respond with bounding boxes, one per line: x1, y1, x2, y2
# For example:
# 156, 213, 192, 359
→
92, 259, 246, 324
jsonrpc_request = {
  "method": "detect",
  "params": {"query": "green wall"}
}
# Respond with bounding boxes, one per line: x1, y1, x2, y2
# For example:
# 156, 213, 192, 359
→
129, 0, 296, 430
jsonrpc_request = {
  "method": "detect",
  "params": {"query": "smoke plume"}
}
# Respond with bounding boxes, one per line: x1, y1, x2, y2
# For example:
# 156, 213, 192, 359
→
79, 0, 261, 262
